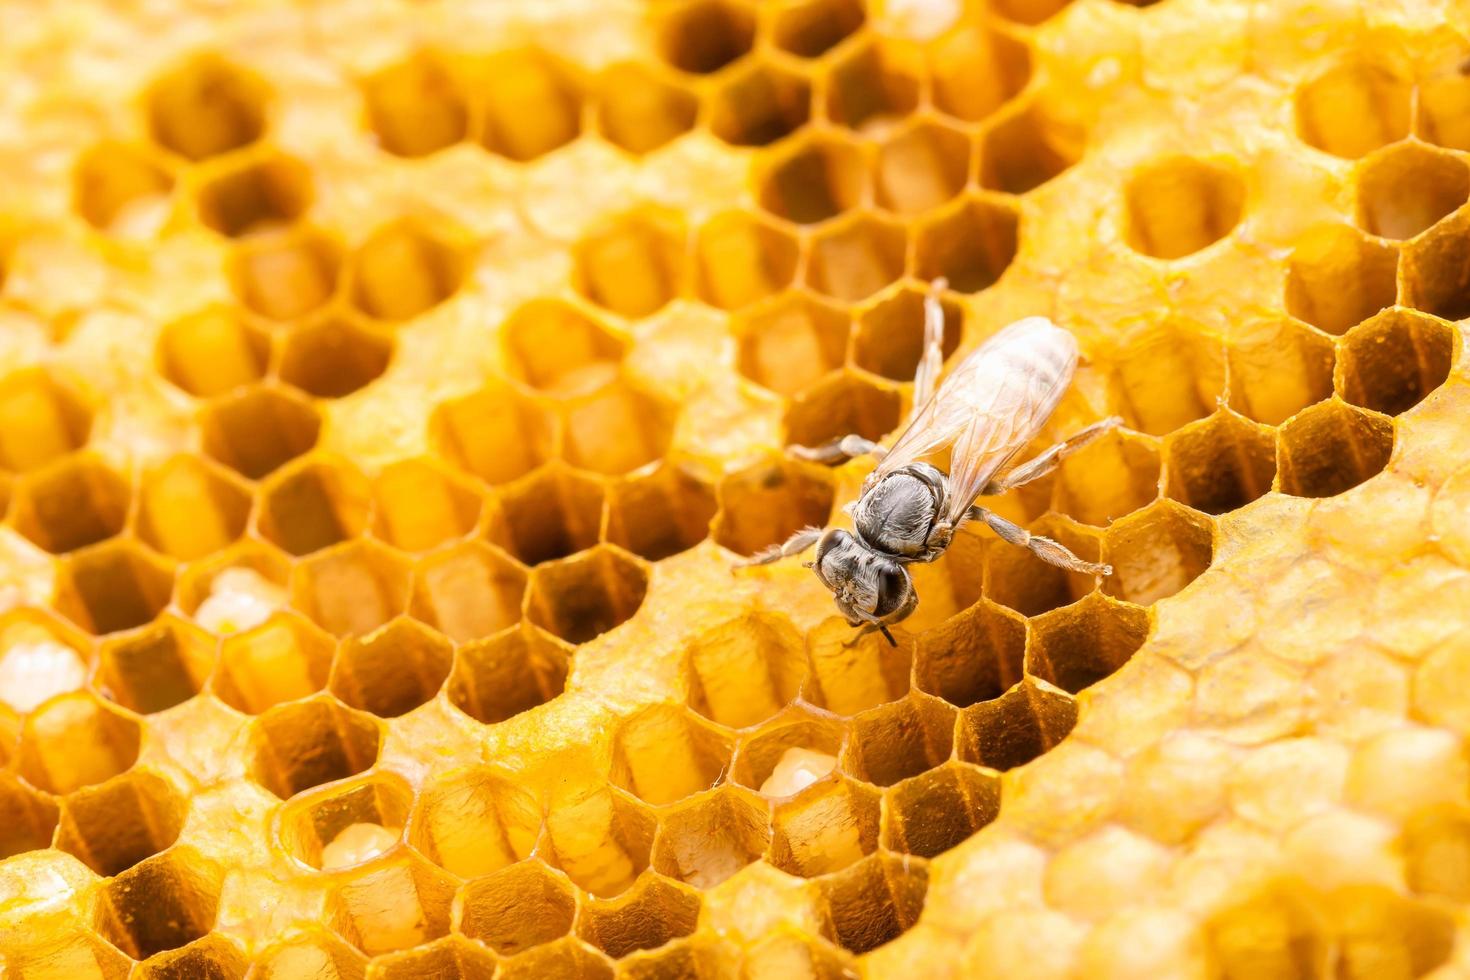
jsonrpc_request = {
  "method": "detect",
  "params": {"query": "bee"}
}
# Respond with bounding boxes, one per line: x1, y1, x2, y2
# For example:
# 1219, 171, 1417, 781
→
738, 280, 1120, 646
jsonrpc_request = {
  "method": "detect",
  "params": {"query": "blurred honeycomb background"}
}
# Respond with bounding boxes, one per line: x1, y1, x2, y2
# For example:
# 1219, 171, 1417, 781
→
3, 0, 1470, 976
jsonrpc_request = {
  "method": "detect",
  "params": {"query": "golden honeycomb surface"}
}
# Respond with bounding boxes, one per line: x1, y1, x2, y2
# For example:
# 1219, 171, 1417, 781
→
3, 0, 1470, 976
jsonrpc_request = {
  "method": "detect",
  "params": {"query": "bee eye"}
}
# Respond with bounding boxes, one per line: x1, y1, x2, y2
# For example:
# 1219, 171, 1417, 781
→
873, 564, 910, 617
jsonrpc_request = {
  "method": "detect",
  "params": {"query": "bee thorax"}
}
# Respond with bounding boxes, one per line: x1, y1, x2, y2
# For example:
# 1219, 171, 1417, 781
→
853, 464, 947, 557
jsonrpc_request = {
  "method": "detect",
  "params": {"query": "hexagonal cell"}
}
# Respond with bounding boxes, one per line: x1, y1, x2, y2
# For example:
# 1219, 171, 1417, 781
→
655, 0, 755, 75
685, 612, 805, 728
136, 455, 251, 560
95, 849, 221, 960
708, 59, 811, 147
0, 611, 91, 714
712, 457, 834, 558
331, 618, 452, 718
1355, 143, 1469, 241
17, 692, 139, 795
1277, 399, 1394, 498
409, 541, 526, 643
96, 616, 214, 714
258, 457, 371, 556
293, 541, 412, 638
1336, 308, 1454, 417
883, 762, 999, 858
928, 24, 1031, 122
228, 226, 341, 322
0, 773, 58, 859
429, 382, 556, 486
767, 776, 880, 877
502, 300, 628, 397
73, 141, 174, 237
1418, 73, 1470, 151
610, 705, 732, 805
804, 617, 912, 715
409, 767, 539, 879
349, 219, 465, 323
8, 933, 134, 979
979, 102, 1083, 194
145, 53, 268, 161
913, 599, 1025, 708
843, 695, 954, 787
1109, 320, 1226, 435
1325, 885, 1455, 979
201, 385, 321, 479
55, 770, 184, 876
1225, 315, 1335, 426
605, 461, 716, 561
9, 453, 128, 554
372, 458, 482, 553
1402, 208, 1470, 320
1048, 426, 1160, 527
733, 293, 849, 397
194, 150, 312, 238
757, 133, 867, 224
573, 212, 684, 321
447, 626, 567, 724
249, 697, 382, 799
53, 541, 174, 635
1163, 410, 1277, 515
912, 195, 1018, 292
359, 936, 495, 980
874, 119, 970, 215
326, 854, 455, 956
276, 773, 412, 870
498, 938, 615, 980
179, 546, 290, 635
782, 372, 901, 449
1026, 593, 1150, 694
457, 861, 577, 954
771, 0, 864, 57
694, 210, 799, 311
821, 852, 927, 954
825, 39, 921, 135
1102, 500, 1213, 605
806, 212, 906, 301
0, 368, 92, 472
156, 307, 268, 398
135, 932, 247, 979
280, 318, 393, 398
743, 931, 854, 978
1124, 156, 1244, 259
853, 284, 961, 381
1204, 884, 1331, 977
591, 62, 698, 155
484, 468, 602, 567
577, 876, 701, 958
560, 379, 676, 477
477, 48, 584, 162
736, 719, 842, 798
1294, 60, 1410, 159
652, 785, 770, 888
251, 933, 368, 980
214, 612, 335, 714
361, 51, 469, 158
544, 784, 654, 896
526, 546, 647, 644
983, 515, 1102, 617
955, 677, 1076, 771
1284, 223, 1398, 336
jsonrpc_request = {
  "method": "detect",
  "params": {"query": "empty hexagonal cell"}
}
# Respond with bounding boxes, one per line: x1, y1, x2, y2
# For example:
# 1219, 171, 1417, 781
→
853, 284, 961, 381
0, 773, 58, 859
545, 784, 654, 896
349, 219, 465, 322
843, 695, 954, 787
912, 196, 1018, 292
734, 715, 843, 797
883, 762, 999, 858
767, 776, 880, 877
1355, 143, 1469, 241
605, 461, 716, 561
95, 849, 222, 960
494, 939, 612, 980
280, 317, 393, 398
201, 385, 321, 479
713, 457, 833, 558
527, 547, 647, 644
772, 0, 864, 57
447, 626, 567, 724
249, 697, 382, 799
17, 692, 140, 794
685, 613, 806, 728
913, 599, 1025, 708
1418, 73, 1470, 151
1163, 410, 1277, 515
875, 119, 970, 215
1294, 60, 1410, 159
73, 141, 174, 237
430, 382, 556, 486
502, 300, 628, 398
372, 458, 482, 552
574, 212, 684, 320
458, 861, 577, 954
409, 767, 539, 879
983, 516, 1102, 617
1226, 315, 1335, 425
293, 541, 411, 638
331, 618, 452, 718
194, 150, 312, 237
807, 212, 906, 302
956, 677, 1076, 771
655, 0, 754, 75
821, 852, 927, 954
1102, 500, 1213, 605
591, 62, 698, 155
1048, 426, 1160, 527
96, 616, 214, 714
1284, 223, 1398, 335
979, 102, 1083, 195
9, 453, 128, 554
928, 24, 1031, 122
258, 457, 371, 556
578, 876, 701, 958
1276, 399, 1394, 498
228, 226, 341, 321
53, 541, 174, 635
1337, 308, 1454, 416
783, 372, 900, 449
652, 785, 770, 888
362, 51, 470, 158
485, 468, 603, 566
1124, 156, 1244, 259
135, 932, 247, 978
409, 541, 526, 643
215, 612, 334, 714
137, 455, 251, 560
757, 133, 867, 224
560, 380, 676, 476
146, 53, 268, 161
477, 48, 584, 162
733, 293, 849, 397
0, 611, 90, 714
277, 773, 412, 870
251, 933, 368, 980
1402, 208, 1470, 320
694, 210, 799, 311
825, 39, 921, 135
326, 853, 455, 956
1026, 593, 1150, 694
354, 936, 496, 980
804, 617, 912, 715
55, 770, 184, 876
610, 705, 732, 805
156, 307, 268, 398
1109, 320, 1226, 435
708, 59, 811, 147
0, 368, 92, 472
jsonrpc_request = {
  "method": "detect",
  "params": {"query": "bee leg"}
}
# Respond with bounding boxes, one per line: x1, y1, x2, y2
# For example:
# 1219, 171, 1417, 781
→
981, 416, 1124, 494
790, 434, 887, 465
911, 277, 949, 421
970, 506, 1112, 577
733, 526, 826, 569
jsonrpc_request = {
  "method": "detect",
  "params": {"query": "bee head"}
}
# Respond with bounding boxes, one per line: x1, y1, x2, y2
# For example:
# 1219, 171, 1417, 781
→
807, 529, 917, 642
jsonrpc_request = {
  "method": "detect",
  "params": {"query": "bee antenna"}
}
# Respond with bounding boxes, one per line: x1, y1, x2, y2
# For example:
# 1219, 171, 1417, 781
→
878, 624, 896, 647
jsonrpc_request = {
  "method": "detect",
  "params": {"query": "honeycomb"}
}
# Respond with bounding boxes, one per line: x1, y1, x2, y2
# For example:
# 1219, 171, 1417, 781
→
3, 0, 1470, 976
